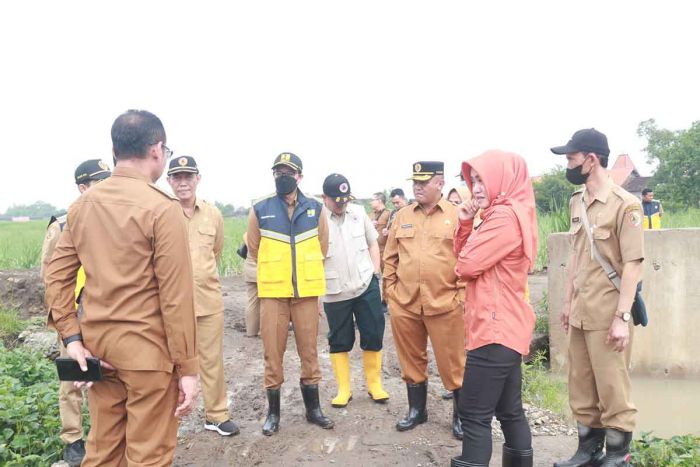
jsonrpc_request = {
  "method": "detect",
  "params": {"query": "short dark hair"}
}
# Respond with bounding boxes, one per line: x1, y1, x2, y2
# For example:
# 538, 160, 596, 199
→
594, 153, 608, 168
373, 192, 386, 203
111, 109, 166, 160
642, 188, 653, 195
390, 188, 405, 198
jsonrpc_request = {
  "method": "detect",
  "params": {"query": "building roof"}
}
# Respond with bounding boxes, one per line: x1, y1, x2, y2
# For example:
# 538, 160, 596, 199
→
623, 175, 652, 193
609, 153, 640, 185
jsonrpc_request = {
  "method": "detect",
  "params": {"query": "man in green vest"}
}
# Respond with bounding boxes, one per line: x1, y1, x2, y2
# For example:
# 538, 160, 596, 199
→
246, 152, 334, 436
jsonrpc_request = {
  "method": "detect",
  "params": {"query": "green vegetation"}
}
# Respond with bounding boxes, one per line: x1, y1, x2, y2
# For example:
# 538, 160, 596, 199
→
533, 292, 549, 334
0, 345, 79, 466
218, 218, 247, 276
532, 167, 571, 214
0, 308, 28, 345
632, 432, 700, 466
638, 119, 700, 210
521, 351, 569, 417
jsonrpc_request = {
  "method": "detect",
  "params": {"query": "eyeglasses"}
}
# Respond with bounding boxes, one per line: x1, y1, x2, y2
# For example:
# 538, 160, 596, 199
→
273, 169, 296, 178
162, 144, 173, 160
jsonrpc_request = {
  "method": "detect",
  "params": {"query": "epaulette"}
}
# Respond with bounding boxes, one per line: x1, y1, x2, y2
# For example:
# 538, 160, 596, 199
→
148, 183, 179, 201
570, 187, 584, 198
47, 214, 68, 230
610, 184, 637, 203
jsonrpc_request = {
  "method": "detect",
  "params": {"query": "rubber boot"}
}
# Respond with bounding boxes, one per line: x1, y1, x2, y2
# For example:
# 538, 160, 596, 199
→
396, 382, 428, 431
299, 383, 334, 429
553, 422, 605, 467
329, 352, 352, 407
502, 444, 533, 467
450, 457, 488, 467
363, 350, 389, 403
452, 389, 463, 440
601, 429, 632, 467
262, 388, 281, 436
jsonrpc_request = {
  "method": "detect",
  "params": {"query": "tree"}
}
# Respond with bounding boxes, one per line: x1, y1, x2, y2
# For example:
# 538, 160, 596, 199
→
4, 201, 60, 218
214, 201, 236, 217
638, 119, 700, 209
532, 167, 572, 214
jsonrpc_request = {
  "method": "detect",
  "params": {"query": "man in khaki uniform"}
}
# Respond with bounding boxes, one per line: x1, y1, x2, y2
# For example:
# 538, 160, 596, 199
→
240, 232, 261, 337
45, 109, 199, 467
246, 152, 334, 435
370, 192, 391, 267
167, 156, 239, 436
40, 159, 111, 466
552, 129, 643, 467
383, 161, 465, 440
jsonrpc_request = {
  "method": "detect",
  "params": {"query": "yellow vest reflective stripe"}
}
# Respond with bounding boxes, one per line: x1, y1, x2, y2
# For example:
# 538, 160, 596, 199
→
255, 193, 326, 298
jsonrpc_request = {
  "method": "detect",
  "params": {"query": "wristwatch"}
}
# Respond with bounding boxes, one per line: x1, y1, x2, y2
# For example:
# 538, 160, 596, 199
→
615, 311, 631, 322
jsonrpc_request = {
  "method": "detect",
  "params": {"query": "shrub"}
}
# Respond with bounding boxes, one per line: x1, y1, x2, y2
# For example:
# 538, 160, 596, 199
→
632, 432, 700, 466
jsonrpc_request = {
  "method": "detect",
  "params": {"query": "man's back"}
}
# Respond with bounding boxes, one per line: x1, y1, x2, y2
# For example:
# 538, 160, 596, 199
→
48, 166, 197, 373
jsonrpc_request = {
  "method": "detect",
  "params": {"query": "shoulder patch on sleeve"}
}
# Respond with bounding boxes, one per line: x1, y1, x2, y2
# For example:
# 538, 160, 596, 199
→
148, 183, 178, 200
627, 209, 642, 227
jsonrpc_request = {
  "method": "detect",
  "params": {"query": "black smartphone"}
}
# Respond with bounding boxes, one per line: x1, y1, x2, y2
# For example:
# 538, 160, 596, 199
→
55, 356, 103, 381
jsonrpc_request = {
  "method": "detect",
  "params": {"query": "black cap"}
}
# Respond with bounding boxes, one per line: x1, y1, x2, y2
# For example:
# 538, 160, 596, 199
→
74, 159, 111, 185
167, 156, 199, 175
323, 173, 355, 203
408, 161, 444, 181
272, 152, 303, 173
551, 128, 610, 157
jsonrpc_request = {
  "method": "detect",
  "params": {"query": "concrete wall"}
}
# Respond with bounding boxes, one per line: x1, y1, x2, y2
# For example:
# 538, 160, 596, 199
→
548, 228, 700, 377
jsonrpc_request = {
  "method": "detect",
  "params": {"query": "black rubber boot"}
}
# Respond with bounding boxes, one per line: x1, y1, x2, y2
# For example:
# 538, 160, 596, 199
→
300, 383, 334, 429
553, 423, 605, 467
63, 439, 86, 467
396, 382, 428, 431
262, 388, 281, 436
503, 444, 533, 467
601, 429, 632, 467
450, 456, 488, 467
452, 389, 463, 440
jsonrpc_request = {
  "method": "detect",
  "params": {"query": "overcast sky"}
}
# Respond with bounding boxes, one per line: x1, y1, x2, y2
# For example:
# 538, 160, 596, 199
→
1, 1, 699, 213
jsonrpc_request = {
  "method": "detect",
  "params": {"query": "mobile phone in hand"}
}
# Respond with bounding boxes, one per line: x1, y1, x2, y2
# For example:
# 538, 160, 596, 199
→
55, 356, 103, 381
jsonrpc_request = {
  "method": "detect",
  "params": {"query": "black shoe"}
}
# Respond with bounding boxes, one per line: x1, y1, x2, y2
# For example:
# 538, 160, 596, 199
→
553, 422, 605, 467
503, 444, 533, 467
452, 389, 463, 440
450, 457, 487, 467
396, 382, 428, 431
205, 419, 240, 436
300, 383, 334, 429
601, 429, 632, 467
63, 439, 85, 467
262, 388, 281, 436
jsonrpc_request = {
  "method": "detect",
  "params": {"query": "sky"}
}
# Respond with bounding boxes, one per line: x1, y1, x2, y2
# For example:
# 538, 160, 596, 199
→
1, 1, 699, 213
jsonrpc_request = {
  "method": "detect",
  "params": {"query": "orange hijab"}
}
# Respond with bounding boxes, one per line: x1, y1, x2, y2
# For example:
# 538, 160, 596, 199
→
461, 150, 538, 271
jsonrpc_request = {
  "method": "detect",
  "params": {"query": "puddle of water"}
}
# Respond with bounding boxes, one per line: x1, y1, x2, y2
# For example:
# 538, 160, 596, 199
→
632, 376, 700, 438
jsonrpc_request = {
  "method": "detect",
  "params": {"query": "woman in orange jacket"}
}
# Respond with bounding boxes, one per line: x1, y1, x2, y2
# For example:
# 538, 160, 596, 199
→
451, 150, 538, 467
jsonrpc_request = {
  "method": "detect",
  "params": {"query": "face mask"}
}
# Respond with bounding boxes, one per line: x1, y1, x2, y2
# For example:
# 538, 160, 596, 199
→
275, 174, 297, 195
565, 160, 590, 185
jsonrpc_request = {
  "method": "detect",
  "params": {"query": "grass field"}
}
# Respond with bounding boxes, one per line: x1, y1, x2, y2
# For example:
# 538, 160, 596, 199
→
0, 218, 248, 276
2, 209, 699, 274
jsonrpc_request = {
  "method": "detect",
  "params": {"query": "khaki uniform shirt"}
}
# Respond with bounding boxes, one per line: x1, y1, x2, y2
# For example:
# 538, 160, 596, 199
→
373, 209, 390, 254
45, 166, 199, 375
383, 198, 462, 316
322, 203, 378, 303
185, 199, 225, 317
569, 179, 644, 330
40, 215, 65, 281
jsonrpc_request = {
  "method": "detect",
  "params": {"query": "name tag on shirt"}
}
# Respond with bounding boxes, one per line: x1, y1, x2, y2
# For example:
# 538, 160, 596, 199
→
401, 224, 413, 228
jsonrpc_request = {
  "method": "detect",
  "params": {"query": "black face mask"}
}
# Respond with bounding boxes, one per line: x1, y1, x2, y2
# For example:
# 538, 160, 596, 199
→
275, 174, 297, 195
566, 161, 590, 185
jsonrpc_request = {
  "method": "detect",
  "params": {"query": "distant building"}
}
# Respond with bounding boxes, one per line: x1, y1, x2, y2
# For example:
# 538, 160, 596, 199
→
609, 154, 651, 199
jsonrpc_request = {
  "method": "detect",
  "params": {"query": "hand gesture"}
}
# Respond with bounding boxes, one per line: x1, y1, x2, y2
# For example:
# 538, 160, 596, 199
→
457, 199, 480, 221
66, 340, 115, 389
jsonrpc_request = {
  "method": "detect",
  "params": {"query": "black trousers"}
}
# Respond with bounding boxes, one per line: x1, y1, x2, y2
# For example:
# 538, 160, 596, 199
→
457, 344, 532, 464
323, 276, 384, 353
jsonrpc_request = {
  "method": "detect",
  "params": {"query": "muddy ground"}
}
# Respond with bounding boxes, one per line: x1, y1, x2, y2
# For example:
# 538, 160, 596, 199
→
4, 270, 576, 466
173, 273, 575, 467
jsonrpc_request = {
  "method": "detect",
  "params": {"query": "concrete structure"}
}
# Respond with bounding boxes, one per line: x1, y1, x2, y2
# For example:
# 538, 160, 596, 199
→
548, 229, 700, 377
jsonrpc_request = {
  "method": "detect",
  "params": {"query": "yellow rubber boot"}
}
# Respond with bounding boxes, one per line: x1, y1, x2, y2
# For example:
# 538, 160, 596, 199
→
363, 350, 389, 403
330, 352, 352, 408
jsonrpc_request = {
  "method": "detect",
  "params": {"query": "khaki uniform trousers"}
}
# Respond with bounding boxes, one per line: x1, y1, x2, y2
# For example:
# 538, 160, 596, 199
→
389, 303, 465, 391
197, 312, 229, 423
568, 325, 637, 432
58, 336, 85, 444
260, 296, 322, 389
244, 257, 261, 336
83, 369, 179, 467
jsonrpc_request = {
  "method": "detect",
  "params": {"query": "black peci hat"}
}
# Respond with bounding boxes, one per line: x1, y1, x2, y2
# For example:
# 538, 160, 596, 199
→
408, 161, 444, 181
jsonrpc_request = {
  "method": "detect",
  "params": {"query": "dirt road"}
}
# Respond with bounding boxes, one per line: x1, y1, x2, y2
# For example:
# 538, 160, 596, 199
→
173, 274, 574, 466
